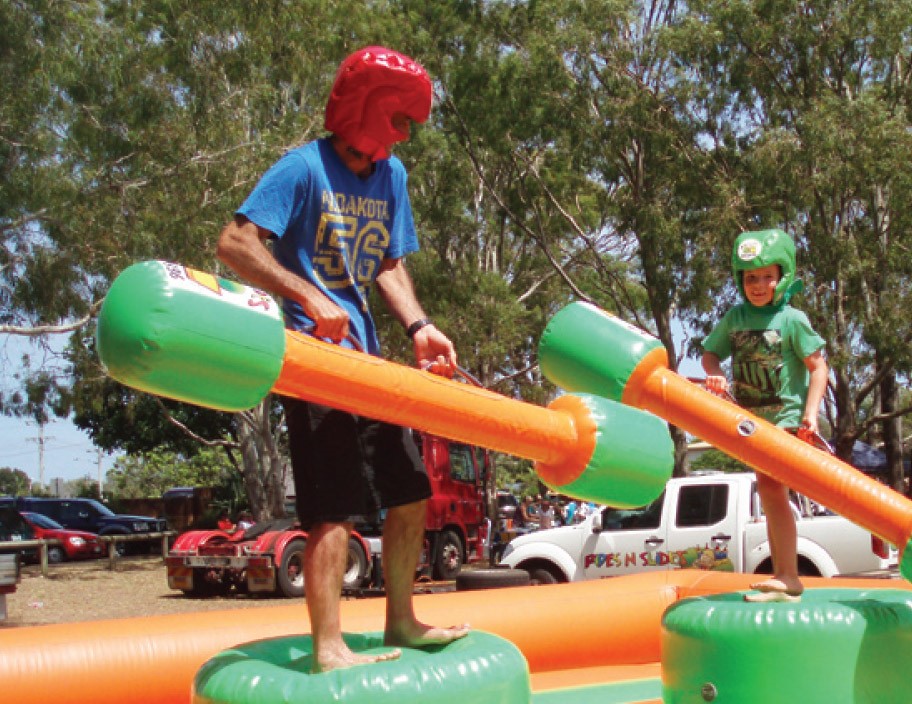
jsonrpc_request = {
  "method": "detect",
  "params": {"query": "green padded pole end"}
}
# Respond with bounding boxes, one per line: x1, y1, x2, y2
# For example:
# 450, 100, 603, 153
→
901, 537, 912, 583
539, 301, 663, 403
97, 261, 286, 412
540, 394, 673, 509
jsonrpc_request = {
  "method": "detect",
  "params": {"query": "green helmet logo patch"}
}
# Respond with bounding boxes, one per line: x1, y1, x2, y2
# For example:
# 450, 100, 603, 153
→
736, 238, 764, 263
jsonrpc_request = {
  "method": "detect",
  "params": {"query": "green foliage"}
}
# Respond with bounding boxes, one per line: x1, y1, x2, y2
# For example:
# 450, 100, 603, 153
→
108, 446, 236, 499
28, 484, 53, 498
491, 454, 539, 497
70, 365, 235, 456
0, 467, 31, 496
3, 0, 912, 488
72, 477, 102, 500
689, 448, 751, 474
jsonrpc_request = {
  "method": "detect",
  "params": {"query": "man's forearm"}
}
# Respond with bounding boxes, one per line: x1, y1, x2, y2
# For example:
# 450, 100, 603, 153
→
375, 258, 426, 329
217, 218, 318, 310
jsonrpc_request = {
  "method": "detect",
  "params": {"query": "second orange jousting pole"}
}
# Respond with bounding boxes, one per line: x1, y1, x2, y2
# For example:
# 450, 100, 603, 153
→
539, 301, 912, 582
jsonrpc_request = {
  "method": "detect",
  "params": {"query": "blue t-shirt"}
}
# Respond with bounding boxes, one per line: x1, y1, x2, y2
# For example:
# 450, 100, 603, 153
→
237, 138, 419, 355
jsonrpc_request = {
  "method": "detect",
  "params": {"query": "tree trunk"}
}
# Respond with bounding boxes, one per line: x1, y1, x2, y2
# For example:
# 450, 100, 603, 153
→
234, 399, 287, 520
880, 370, 905, 494
830, 367, 859, 463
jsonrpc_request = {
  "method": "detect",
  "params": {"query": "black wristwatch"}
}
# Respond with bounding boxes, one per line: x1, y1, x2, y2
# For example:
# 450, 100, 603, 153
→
406, 318, 433, 339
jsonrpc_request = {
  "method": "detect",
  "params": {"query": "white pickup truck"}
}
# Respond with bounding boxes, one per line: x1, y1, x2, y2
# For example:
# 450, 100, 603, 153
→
499, 473, 897, 583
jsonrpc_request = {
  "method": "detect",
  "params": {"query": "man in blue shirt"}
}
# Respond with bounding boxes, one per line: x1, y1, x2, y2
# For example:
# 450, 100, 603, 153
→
217, 46, 468, 672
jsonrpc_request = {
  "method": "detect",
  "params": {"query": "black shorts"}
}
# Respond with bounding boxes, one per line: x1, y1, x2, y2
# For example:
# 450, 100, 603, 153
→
282, 397, 432, 529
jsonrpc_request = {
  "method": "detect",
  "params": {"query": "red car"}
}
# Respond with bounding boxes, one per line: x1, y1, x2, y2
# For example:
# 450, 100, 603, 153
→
21, 512, 105, 563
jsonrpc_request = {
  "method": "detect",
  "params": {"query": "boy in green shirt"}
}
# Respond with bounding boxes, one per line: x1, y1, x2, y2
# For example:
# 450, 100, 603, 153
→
702, 229, 828, 601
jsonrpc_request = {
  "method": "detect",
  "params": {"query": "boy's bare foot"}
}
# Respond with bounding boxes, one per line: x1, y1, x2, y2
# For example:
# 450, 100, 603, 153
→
313, 644, 401, 674
744, 590, 801, 603
385, 621, 470, 648
749, 578, 803, 596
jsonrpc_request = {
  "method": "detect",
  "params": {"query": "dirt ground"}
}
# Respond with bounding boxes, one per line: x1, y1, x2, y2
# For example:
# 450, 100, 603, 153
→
2, 555, 468, 628
2, 556, 306, 628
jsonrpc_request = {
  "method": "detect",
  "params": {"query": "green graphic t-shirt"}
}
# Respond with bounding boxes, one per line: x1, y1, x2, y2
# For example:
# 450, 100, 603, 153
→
702, 304, 825, 427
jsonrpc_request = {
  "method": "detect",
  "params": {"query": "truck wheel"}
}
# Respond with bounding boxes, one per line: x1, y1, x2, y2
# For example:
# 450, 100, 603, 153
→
101, 533, 128, 557
343, 537, 370, 590
455, 567, 530, 591
432, 530, 463, 581
276, 538, 307, 598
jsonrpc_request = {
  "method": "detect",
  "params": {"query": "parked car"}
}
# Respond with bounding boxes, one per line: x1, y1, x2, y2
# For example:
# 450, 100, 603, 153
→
0, 506, 37, 562
500, 473, 897, 584
21, 512, 105, 563
15, 498, 167, 555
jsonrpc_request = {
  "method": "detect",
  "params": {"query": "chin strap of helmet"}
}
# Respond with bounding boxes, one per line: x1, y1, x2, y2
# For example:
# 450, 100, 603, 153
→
780, 279, 805, 306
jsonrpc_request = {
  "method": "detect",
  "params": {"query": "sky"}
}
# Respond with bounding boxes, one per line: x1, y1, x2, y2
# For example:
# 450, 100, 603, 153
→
1, 334, 120, 488
0, 319, 704, 488
0, 412, 116, 488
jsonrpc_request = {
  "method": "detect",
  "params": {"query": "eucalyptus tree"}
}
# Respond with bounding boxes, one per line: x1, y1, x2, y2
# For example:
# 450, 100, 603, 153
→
673, 0, 912, 489
372, 2, 579, 407
1, 1, 404, 514
426, 0, 735, 472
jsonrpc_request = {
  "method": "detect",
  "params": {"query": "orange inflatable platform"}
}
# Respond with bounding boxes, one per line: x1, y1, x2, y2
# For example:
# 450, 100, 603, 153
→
0, 570, 908, 704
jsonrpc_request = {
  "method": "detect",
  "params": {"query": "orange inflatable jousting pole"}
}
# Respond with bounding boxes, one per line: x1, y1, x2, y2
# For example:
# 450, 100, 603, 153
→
539, 301, 912, 581
96, 261, 673, 509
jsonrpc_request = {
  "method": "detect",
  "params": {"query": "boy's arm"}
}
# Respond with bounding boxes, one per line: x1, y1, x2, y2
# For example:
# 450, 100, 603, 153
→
802, 349, 828, 433
701, 352, 730, 394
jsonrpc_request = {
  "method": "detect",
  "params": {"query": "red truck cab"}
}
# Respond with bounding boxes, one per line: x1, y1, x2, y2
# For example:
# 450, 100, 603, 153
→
347, 432, 492, 583
418, 433, 491, 580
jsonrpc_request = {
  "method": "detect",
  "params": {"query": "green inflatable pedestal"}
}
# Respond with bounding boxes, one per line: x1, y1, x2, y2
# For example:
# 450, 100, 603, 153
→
192, 630, 531, 704
662, 588, 912, 703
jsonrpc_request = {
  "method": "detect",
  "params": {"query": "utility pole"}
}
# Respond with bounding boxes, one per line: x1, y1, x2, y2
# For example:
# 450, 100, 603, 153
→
89, 447, 106, 499
26, 421, 52, 491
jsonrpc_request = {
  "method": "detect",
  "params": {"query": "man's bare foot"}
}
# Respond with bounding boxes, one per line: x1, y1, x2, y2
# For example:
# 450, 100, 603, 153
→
749, 578, 803, 596
385, 620, 470, 649
313, 644, 401, 674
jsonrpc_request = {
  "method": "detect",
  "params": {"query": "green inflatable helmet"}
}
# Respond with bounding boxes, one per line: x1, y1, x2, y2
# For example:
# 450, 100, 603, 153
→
731, 228, 803, 306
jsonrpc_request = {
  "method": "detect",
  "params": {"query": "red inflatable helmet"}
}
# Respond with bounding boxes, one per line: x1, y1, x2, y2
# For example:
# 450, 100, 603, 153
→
324, 46, 432, 161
